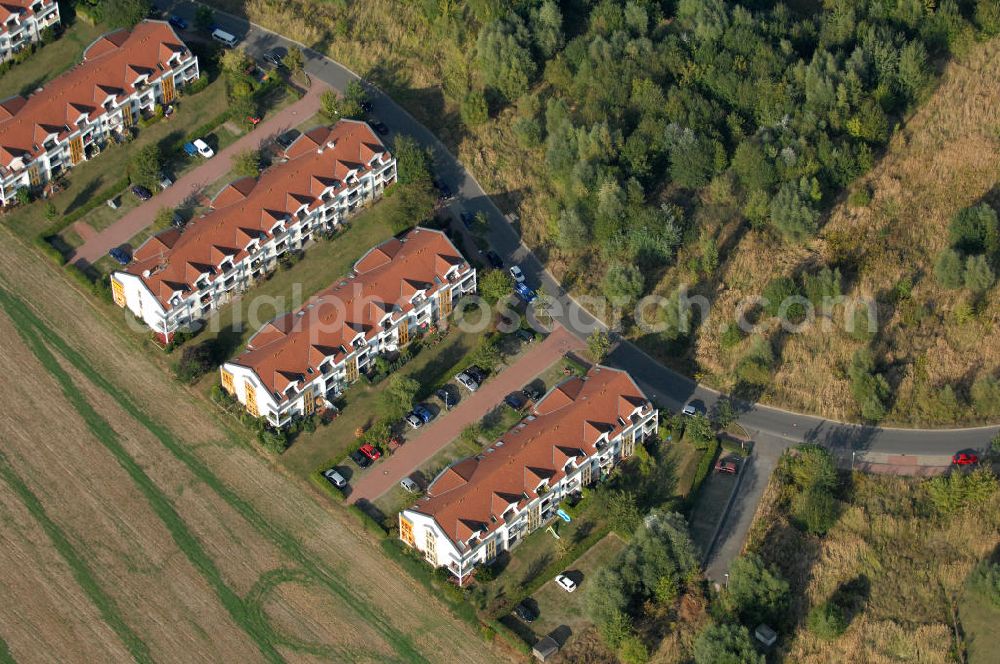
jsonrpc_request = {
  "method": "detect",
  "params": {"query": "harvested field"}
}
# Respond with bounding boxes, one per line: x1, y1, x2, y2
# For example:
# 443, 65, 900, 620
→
0, 231, 505, 662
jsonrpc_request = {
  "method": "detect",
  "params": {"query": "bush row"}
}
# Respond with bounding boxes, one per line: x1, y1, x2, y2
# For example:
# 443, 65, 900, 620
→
685, 438, 721, 510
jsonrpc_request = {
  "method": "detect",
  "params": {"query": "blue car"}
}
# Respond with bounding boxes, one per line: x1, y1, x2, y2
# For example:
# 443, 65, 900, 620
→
413, 404, 433, 423
183, 141, 198, 157
514, 281, 536, 303
168, 15, 188, 30
108, 245, 131, 266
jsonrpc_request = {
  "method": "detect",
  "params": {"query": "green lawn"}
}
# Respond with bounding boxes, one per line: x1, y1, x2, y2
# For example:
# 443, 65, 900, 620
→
527, 533, 626, 638
8, 76, 230, 240
482, 495, 610, 605
960, 585, 1000, 664
0, 21, 105, 100
280, 325, 485, 481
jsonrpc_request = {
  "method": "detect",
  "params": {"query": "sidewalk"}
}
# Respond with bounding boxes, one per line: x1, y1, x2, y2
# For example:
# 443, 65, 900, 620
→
69, 81, 326, 266
349, 325, 584, 504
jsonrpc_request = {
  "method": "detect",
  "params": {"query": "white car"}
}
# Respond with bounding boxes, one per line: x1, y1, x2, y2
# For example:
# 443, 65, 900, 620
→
509, 265, 525, 283
193, 138, 215, 158
555, 573, 577, 593
455, 372, 479, 392
681, 404, 697, 417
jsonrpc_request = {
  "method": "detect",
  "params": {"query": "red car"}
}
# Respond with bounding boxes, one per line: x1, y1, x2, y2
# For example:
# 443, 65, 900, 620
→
715, 458, 738, 474
359, 443, 381, 461
952, 452, 979, 466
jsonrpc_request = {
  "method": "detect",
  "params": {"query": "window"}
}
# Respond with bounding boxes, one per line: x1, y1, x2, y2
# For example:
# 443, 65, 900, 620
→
399, 517, 414, 546
581, 462, 593, 487
244, 381, 259, 417
485, 537, 497, 561
220, 369, 235, 394
423, 530, 437, 565
111, 278, 126, 307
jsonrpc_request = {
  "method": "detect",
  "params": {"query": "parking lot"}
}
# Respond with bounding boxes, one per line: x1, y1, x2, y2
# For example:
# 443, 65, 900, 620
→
346, 325, 582, 503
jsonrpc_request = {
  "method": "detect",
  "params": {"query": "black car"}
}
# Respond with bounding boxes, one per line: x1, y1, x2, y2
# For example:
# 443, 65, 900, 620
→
262, 47, 287, 68
466, 365, 487, 383
130, 184, 152, 201
484, 250, 503, 269
504, 392, 527, 410
350, 449, 372, 468
360, 100, 373, 114
435, 387, 455, 410
523, 385, 543, 401
515, 328, 535, 344
371, 120, 389, 135
513, 602, 537, 623
170, 212, 186, 229
434, 180, 452, 200
276, 129, 301, 149
460, 211, 475, 228
168, 15, 187, 30
108, 245, 131, 266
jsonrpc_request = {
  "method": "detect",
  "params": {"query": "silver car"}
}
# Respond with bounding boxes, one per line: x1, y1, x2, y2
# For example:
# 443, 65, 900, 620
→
455, 372, 479, 392
322, 468, 347, 489
400, 477, 420, 493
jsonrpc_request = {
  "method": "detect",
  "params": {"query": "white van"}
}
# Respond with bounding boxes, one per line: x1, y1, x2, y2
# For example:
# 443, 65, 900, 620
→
211, 28, 238, 48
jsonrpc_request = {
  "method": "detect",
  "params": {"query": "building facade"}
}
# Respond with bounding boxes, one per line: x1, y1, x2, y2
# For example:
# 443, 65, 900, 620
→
0, 0, 61, 63
400, 366, 658, 584
221, 227, 476, 428
0, 20, 198, 204
111, 121, 396, 344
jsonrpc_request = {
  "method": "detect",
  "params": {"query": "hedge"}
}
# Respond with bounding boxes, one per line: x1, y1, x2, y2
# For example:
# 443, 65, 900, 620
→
35, 235, 68, 265
685, 437, 721, 510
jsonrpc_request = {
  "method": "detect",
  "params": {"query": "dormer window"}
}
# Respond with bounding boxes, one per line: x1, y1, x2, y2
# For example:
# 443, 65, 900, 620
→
220, 259, 233, 273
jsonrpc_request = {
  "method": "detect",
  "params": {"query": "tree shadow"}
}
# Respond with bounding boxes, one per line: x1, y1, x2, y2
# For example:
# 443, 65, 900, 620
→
831, 574, 871, 626
521, 552, 553, 587
63, 175, 104, 215
18, 74, 48, 97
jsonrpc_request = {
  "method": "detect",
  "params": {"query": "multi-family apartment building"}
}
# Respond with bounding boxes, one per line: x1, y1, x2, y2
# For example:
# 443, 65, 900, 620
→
110, 120, 396, 344
0, 20, 198, 204
0, 0, 61, 63
219, 227, 476, 428
400, 366, 658, 584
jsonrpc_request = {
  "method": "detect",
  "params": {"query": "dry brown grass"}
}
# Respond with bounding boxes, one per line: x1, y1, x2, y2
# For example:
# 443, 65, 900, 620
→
0, 228, 508, 661
693, 36, 1000, 424
749, 472, 1000, 663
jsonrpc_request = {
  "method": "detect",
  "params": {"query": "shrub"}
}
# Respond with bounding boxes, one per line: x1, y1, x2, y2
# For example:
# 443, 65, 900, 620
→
720, 322, 744, 349
723, 553, 790, 627
693, 623, 763, 664
807, 600, 849, 639
934, 248, 964, 289
618, 635, 649, 664
174, 341, 216, 383
793, 486, 840, 535
968, 560, 1000, 607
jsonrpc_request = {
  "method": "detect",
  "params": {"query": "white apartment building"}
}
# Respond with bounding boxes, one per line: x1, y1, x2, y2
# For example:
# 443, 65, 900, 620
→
0, 20, 198, 204
0, 0, 60, 63
220, 227, 476, 428
400, 366, 658, 584
111, 120, 396, 344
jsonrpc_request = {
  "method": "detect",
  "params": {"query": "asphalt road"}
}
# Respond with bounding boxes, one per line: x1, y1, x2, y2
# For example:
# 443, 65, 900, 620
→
158, 1, 999, 576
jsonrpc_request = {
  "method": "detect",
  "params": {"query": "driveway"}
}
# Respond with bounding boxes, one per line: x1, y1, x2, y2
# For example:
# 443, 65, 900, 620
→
348, 325, 583, 503
69, 81, 325, 266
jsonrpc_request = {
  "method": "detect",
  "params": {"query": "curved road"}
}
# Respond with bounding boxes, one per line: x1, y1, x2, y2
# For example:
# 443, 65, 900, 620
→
159, 0, 999, 457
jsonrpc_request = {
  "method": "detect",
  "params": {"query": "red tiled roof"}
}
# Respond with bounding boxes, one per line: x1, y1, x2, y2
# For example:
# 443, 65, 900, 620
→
0, 0, 51, 25
0, 21, 189, 169
411, 367, 650, 547
123, 120, 392, 308
228, 227, 469, 401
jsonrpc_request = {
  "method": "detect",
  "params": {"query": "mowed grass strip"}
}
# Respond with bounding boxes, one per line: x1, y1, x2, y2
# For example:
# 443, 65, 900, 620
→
0, 290, 286, 664
0, 287, 430, 663
0, 451, 152, 663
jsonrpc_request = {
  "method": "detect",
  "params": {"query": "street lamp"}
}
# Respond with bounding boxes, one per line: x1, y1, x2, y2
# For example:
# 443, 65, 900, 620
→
724, 573, 729, 589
